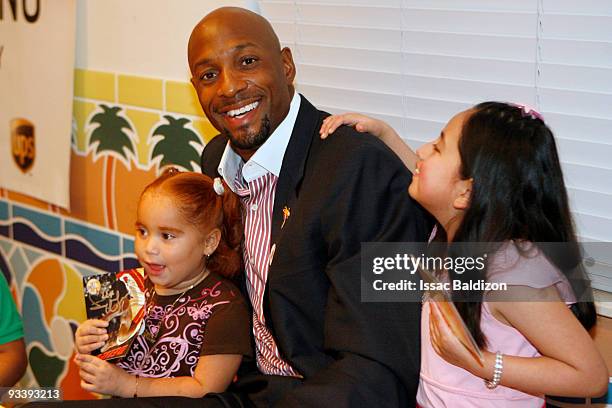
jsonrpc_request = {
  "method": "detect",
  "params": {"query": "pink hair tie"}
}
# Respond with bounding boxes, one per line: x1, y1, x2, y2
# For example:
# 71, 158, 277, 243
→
509, 102, 544, 122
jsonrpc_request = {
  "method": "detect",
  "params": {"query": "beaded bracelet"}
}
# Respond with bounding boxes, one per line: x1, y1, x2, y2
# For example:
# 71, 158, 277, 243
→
484, 352, 503, 389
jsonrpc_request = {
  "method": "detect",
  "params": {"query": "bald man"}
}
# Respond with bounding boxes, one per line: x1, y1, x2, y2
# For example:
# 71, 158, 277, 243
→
24, 6, 429, 408
191, 7, 431, 408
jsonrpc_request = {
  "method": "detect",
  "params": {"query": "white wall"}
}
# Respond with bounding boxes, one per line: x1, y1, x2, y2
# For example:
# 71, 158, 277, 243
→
75, 0, 254, 80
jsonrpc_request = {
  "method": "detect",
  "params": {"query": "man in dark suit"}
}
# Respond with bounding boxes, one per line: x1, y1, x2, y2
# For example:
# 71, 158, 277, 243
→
190, 7, 431, 408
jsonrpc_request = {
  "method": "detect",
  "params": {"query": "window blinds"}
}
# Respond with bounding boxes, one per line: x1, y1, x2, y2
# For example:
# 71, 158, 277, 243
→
258, 0, 612, 293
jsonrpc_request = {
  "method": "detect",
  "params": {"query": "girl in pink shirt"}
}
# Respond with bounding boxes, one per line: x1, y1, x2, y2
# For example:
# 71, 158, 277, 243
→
321, 103, 608, 407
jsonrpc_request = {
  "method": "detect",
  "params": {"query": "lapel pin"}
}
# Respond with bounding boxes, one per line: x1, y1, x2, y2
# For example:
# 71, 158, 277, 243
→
281, 206, 291, 229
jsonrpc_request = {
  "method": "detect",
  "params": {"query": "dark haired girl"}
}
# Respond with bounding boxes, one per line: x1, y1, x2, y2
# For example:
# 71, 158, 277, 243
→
321, 105, 608, 406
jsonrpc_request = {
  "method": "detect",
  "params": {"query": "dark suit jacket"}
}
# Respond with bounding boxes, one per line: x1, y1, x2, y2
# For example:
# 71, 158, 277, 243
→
201, 95, 431, 408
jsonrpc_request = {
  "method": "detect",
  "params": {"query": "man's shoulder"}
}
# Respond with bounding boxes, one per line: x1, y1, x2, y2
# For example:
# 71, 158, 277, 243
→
200, 134, 228, 176
298, 96, 400, 162
311, 120, 408, 174
325, 124, 391, 151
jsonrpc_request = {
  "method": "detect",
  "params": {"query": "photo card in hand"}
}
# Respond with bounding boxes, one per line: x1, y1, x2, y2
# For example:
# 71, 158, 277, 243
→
420, 266, 484, 366
83, 268, 146, 360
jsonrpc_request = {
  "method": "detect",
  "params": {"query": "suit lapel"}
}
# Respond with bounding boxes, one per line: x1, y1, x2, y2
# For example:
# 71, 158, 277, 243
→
263, 94, 321, 349
270, 95, 321, 247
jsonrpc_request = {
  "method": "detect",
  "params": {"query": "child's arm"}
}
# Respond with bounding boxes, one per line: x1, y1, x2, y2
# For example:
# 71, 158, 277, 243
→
430, 287, 609, 397
74, 319, 109, 354
0, 339, 27, 387
76, 353, 243, 397
319, 113, 418, 172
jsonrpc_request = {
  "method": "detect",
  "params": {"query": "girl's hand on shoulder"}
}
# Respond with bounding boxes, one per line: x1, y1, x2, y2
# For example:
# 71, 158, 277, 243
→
429, 301, 491, 377
319, 113, 417, 171
75, 353, 130, 397
320, 113, 388, 139
74, 319, 109, 354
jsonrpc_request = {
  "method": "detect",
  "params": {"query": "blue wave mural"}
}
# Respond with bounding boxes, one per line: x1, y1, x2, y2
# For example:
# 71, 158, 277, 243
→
13, 222, 62, 255
65, 238, 119, 272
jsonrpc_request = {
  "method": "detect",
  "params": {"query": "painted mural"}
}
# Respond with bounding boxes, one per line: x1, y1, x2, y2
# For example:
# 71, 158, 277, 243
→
0, 69, 218, 399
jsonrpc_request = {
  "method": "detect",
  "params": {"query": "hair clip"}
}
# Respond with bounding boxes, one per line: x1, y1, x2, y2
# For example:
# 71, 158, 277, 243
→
509, 103, 544, 122
213, 177, 225, 196
162, 166, 180, 176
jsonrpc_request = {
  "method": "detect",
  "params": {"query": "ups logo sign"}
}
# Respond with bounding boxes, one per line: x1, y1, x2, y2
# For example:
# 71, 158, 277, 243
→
11, 118, 35, 173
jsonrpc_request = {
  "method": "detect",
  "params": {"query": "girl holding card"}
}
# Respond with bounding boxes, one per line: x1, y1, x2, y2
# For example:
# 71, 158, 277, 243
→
74, 169, 252, 398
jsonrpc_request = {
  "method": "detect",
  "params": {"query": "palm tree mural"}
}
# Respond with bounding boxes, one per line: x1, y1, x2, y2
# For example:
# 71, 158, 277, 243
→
151, 115, 203, 172
88, 104, 136, 230
89, 105, 135, 159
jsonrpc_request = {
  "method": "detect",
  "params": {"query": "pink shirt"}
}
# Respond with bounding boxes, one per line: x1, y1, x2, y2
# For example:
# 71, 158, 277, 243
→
417, 242, 576, 407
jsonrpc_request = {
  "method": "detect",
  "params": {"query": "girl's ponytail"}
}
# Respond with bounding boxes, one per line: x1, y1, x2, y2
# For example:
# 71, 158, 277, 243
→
207, 178, 243, 279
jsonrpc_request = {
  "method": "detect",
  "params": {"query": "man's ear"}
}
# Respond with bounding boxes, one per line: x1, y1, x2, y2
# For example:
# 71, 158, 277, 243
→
204, 228, 221, 256
281, 47, 296, 85
453, 178, 473, 210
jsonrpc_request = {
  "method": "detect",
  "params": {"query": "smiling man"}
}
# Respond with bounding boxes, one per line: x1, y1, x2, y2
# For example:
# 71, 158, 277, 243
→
191, 7, 431, 408
188, 9, 294, 160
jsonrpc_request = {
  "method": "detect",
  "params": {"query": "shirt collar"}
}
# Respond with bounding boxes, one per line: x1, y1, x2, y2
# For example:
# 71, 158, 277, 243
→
218, 92, 301, 189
